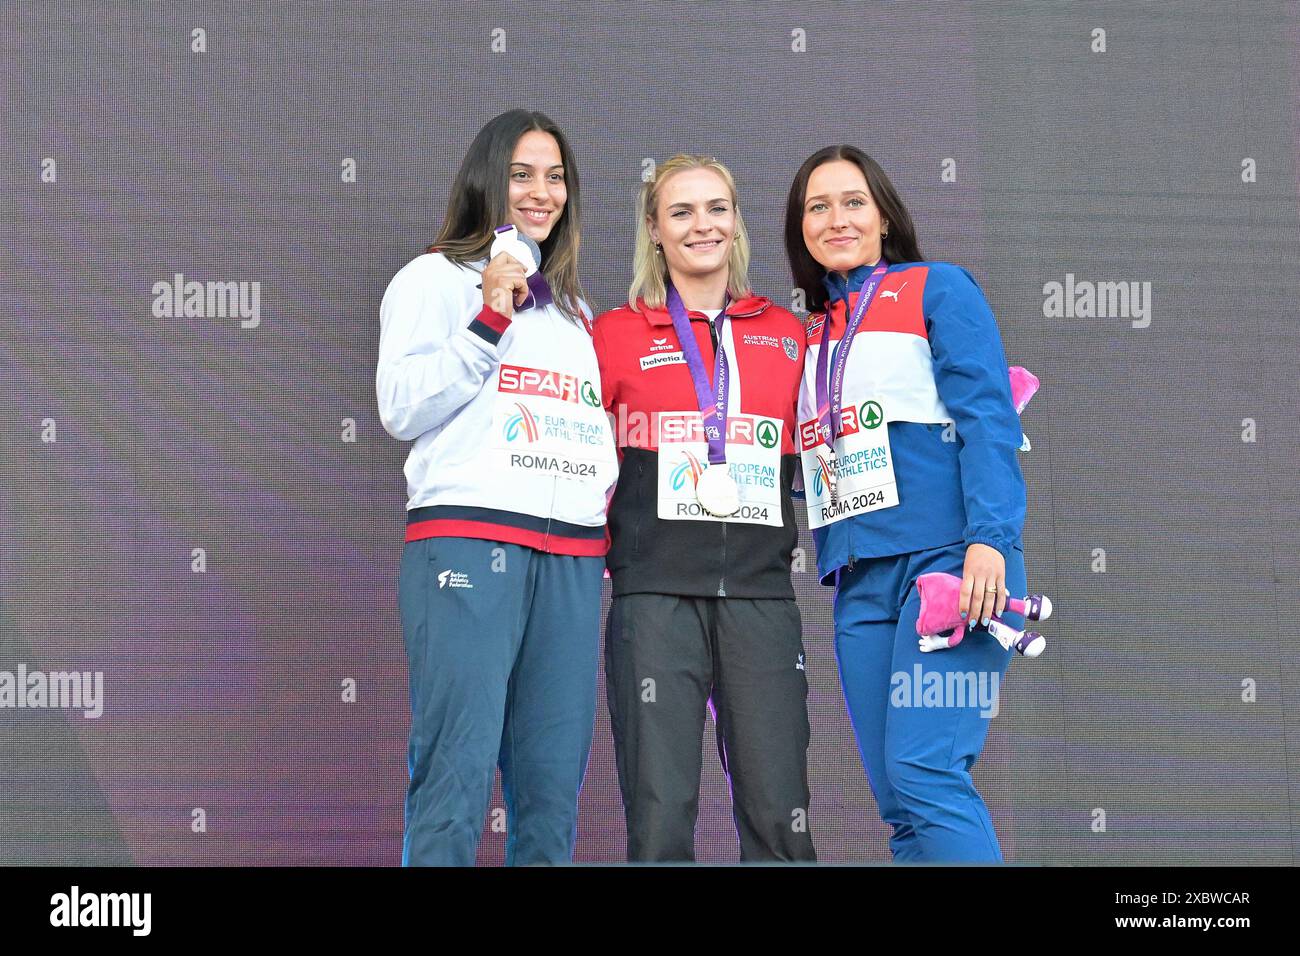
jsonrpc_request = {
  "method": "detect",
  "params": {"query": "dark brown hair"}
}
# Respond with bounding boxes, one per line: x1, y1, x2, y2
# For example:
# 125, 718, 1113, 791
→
784, 145, 923, 314
428, 109, 587, 323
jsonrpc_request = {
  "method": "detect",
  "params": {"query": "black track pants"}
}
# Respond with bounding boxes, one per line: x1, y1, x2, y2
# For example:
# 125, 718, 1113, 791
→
604, 593, 816, 862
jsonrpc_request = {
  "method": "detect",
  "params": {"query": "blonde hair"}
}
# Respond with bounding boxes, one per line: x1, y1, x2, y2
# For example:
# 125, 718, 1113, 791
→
628, 154, 752, 311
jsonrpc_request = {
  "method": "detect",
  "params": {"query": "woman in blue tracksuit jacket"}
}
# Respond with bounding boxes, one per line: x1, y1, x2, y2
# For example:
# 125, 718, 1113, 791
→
784, 145, 1027, 862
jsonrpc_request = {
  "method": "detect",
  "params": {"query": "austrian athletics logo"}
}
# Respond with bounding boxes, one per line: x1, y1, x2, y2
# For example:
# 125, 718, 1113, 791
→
670, 451, 706, 491
504, 402, 539, 442
812, 453, 835, 498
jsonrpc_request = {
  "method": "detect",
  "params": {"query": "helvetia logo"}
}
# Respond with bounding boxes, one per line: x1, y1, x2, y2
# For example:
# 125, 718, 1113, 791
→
504, 403, 539, 442
670, 451, 706, 491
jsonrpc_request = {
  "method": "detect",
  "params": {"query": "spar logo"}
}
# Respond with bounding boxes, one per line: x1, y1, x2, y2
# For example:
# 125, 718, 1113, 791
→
504, 403, 539, 443
658, 413, 756, 445
756, 419, 779, 449
499, 363, 598, 407
670, 451, 706, 491
811, 453, 835, 498
799, 408, 862, 451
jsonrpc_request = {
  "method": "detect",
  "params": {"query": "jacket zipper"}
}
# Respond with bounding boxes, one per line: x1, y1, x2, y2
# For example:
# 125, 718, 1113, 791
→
634, 460, 644, 553
718, 521, 727, 597
543, 453, 559, 551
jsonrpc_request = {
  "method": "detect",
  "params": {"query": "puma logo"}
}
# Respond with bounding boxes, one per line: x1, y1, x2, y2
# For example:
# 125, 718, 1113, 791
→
879, 281, 908, 303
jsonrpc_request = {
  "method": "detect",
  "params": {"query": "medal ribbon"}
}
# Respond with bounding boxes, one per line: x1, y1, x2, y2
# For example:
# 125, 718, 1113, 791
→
814, 260, 889, 451
666, 283, 730, 465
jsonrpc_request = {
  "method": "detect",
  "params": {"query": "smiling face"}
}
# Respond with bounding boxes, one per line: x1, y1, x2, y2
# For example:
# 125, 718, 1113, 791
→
647, 167, 735, 284
507, 129, 567, 243
801, 159, 887, 276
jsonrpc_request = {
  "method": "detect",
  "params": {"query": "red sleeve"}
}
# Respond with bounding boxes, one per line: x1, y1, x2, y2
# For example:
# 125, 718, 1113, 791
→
593, 315, 617, 412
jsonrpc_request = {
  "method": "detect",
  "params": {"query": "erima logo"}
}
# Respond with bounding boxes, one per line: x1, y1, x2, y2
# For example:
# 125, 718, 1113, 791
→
879, 281, 908, 303
438, 570, 473, 589
649, 337, 675, 353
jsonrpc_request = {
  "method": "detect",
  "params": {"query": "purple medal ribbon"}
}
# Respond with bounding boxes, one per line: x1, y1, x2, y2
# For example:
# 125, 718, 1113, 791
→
666, 283, 730, 465
814, 260, 890, 451
523, 270, 553, 311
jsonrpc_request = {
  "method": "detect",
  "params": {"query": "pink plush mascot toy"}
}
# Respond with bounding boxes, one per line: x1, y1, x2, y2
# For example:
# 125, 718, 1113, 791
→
915, 573, 1051, 657
914, 367, 1053, 658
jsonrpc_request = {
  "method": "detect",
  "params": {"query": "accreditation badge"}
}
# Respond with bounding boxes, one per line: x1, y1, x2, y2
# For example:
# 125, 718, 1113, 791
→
492, 363, 618, 485
798, 398, 899, 529
655, 411, 784, 526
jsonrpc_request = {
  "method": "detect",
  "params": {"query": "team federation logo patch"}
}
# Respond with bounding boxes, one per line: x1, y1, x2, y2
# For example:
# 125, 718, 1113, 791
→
438, 569, 474, 589
782, 336, 798, 361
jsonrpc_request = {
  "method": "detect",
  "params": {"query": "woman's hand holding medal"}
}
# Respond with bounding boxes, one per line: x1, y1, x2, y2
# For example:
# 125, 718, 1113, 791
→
481, 253, 531, 318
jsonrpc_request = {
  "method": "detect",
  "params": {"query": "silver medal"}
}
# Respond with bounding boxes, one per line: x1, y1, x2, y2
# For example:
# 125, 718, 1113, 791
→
696, 465, 741, 517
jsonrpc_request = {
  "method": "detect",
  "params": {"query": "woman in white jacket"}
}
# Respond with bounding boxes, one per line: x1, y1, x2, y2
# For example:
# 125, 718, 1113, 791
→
377, 109, 616, 866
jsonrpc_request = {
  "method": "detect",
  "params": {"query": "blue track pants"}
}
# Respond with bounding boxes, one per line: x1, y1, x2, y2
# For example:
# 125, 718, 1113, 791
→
833, 541, 1026, 862
398, 536, 603, 866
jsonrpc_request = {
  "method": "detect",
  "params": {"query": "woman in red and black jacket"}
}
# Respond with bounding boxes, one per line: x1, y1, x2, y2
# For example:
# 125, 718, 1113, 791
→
593, 154, 815, 862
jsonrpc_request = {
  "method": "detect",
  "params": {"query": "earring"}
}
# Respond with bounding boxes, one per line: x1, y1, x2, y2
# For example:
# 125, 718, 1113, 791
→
882, 222, 889, 238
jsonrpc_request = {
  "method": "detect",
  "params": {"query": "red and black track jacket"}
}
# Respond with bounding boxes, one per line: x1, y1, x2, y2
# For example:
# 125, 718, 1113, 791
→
593, 295, 806, 599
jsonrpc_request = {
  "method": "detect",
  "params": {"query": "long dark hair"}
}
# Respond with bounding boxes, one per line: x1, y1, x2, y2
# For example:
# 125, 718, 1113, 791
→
428, 109, 587, 323
784, 145, 923, 315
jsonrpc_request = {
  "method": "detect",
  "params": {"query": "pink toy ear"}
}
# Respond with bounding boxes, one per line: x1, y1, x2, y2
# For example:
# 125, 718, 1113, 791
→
915, 572, 966, 637
1009, 366, 1040, 414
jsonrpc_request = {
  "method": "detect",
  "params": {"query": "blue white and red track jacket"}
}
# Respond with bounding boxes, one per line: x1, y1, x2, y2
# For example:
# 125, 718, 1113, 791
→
797, 261, 1025, 584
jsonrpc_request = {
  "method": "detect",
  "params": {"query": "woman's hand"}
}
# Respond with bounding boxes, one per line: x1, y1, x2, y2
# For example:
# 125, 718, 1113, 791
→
960, 542, 1006, 628
481, 252, 530, 318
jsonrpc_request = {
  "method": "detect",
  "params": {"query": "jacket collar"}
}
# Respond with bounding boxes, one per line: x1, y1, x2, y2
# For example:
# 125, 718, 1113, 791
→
822, 260, 884, 307
637, 294, 771, 327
